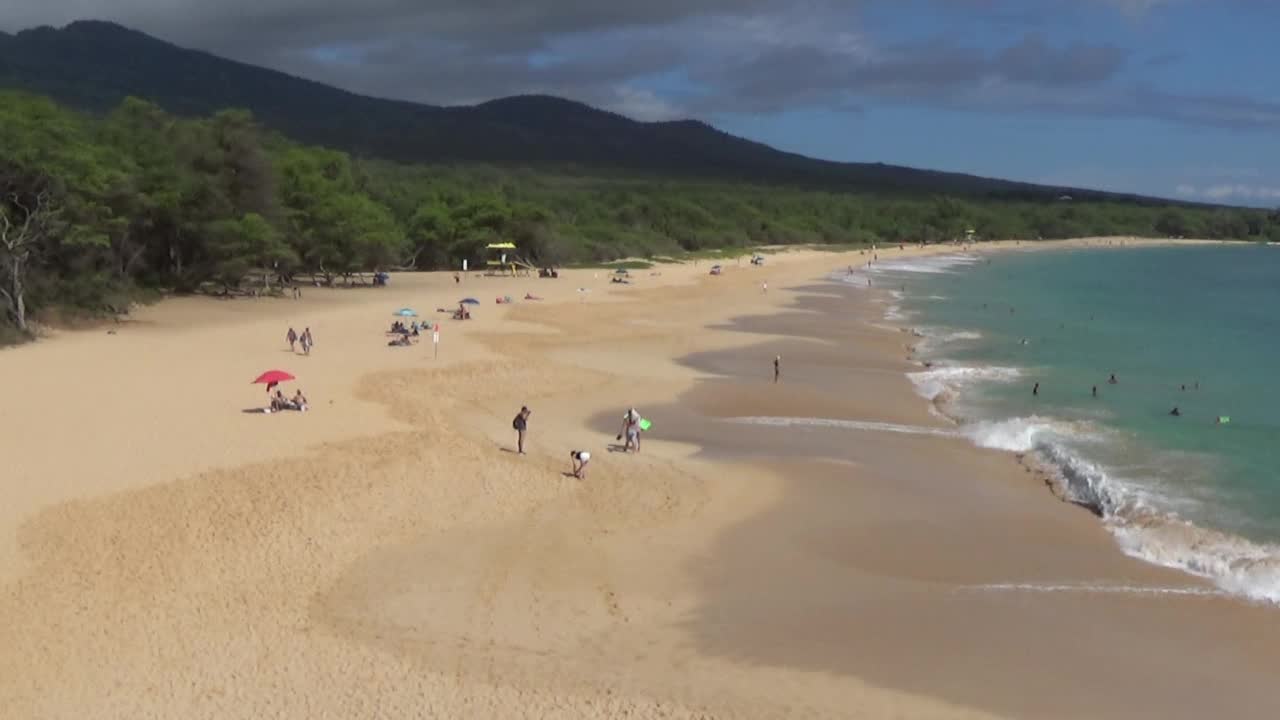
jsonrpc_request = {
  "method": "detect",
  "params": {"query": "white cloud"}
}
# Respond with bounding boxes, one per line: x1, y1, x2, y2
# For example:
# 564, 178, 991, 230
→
1175, 184, 1197, 196
1201, 184, 1280, 201
610, 86, 684, 121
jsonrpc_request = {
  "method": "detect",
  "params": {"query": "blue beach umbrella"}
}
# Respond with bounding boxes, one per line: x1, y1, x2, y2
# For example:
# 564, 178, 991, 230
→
394, 308, 418, 317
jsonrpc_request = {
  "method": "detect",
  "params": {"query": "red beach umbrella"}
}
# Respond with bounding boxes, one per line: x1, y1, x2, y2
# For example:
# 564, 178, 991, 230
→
252, 370, 295, 386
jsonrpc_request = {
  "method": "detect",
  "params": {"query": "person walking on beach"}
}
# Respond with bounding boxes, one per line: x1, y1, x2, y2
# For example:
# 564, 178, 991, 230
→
301, 327, 314, 356
570, 450, 590, 479
762, 281, 768, 294
618, 408, 642, 453
286, 327, 298, 352
512, 406, 531, 454
774, 355, 781, 383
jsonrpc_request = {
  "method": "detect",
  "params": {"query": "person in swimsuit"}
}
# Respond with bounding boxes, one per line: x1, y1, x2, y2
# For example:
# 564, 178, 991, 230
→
513, 406, 531, 454
618, 408, 642, 453
570, 450, 591, 479
774, 355, 781, 383
286, 327, 298, 352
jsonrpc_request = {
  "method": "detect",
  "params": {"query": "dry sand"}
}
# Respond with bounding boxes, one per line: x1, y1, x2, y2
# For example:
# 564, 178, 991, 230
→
0, 238, 1274, 719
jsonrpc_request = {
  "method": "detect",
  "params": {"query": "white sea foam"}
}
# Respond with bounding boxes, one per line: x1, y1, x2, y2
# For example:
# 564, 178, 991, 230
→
824, 252, 1280, 604
906, 365, 1021, 402
960, 582, 1225, 598
911, 327, 982, 354
730, 410, 1280, 602
994, 425, 1280, 604
866, 254, 982, 275
1109, 517, 1280, 604
965, 416, 1097, 453
830, 253, 980, 294
884, 304, 909, 321
727, 416, 957, 438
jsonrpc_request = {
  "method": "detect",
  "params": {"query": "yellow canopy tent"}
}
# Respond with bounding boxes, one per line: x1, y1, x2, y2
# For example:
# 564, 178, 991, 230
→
484, 242, 527, 276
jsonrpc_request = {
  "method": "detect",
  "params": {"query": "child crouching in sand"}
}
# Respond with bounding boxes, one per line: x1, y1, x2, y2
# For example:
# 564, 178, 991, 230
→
570, 450, 590, 479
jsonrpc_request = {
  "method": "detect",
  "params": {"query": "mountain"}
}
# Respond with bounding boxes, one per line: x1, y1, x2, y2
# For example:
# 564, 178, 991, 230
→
0, 21, 1160, 202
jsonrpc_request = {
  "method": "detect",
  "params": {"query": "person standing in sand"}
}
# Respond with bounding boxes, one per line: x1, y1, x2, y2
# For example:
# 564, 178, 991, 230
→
513, 406, 531, 454
618, 408, 642, 453
286, 327, 298, 352
301, 327, 314, 356
774, 355, 781, 383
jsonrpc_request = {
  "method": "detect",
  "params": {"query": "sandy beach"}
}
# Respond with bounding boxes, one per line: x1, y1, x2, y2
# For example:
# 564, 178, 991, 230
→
2, 238, 1277, 720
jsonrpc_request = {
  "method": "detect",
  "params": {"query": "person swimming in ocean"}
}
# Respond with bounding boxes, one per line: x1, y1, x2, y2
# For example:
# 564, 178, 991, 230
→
1092, 385, 1098, 398
1170, 406, 1181, 416
1032, 382, 1039, 396
1108, 373, 1118, 385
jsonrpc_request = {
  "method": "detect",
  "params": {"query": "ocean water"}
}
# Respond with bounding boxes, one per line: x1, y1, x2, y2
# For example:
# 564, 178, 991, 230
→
843, 244, 1280, 603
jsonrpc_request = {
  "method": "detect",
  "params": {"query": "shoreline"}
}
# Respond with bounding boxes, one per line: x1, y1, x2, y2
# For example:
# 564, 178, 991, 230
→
649, 267, 1280, 718
885, 242, 1280, 606
1, 238, 1275, 718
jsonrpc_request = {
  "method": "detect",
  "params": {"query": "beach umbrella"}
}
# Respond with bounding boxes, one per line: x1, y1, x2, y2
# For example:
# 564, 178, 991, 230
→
614, 268, 629, 274
394, 308, 418, 317
460, 298, 481, 305
252, 370, 295, 385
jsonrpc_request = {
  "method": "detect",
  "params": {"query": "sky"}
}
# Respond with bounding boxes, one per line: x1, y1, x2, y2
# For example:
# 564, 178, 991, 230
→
4, 0, 1279, 205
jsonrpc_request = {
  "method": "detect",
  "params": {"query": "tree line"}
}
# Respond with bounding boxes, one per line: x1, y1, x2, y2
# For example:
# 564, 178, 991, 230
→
3, 90, 1278, 340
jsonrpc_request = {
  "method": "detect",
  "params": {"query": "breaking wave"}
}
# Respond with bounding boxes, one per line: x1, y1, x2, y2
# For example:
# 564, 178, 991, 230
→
822, 256, 1280, 604
907, 365, 1021, 403
956, 403, 1280, 603
737, 407, 1280, 603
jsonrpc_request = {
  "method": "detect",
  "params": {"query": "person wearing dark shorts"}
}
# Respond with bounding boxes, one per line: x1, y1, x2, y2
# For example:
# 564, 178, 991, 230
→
512, 406, 531, 454
570, 450, 590, 479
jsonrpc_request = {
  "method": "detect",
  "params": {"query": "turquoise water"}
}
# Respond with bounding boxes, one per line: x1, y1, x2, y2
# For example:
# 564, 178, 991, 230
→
857, 244, 1280, 602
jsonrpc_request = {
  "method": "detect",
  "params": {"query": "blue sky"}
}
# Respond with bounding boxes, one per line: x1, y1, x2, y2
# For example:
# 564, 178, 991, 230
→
705, 1, 1280, 205
7, 0, 1279, 204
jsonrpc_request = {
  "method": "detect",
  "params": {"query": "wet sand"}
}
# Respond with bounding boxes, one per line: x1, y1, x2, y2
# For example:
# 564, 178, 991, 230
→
657, 282, 1280, 719
0, 238, 1274, 719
